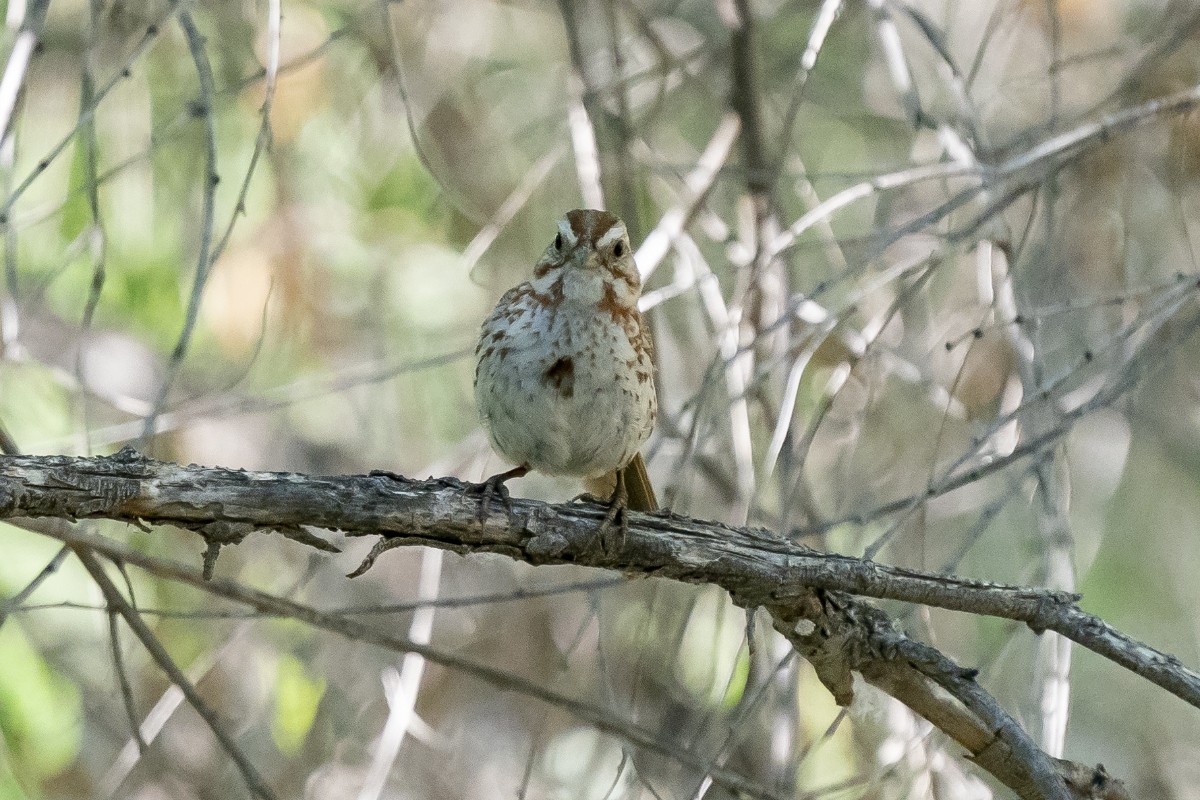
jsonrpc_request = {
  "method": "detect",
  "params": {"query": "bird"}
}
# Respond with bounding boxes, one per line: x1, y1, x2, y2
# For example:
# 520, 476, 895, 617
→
474, 209, 657, 545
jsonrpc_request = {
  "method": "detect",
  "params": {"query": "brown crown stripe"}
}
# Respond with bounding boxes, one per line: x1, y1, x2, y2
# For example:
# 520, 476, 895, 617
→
566, 209, 621, 247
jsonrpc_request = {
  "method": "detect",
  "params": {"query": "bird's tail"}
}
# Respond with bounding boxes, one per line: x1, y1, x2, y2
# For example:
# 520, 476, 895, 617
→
583, 452, 657, 512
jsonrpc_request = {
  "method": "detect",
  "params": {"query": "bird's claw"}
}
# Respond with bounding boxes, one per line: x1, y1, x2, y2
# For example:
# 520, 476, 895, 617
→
569, 492, 607, 506
596, 498, 629, 554
475, 475, 512, 523
467, 464, 529, 524
594, 470, 630, 555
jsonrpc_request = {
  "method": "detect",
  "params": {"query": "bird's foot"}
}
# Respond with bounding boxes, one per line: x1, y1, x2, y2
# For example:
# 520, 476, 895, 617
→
595, 471, 630, 555
468, 464, 530, 524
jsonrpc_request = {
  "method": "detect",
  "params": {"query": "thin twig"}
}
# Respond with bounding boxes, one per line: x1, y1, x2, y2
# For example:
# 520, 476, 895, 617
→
106, 609, 148, 753
10, 576, 625, 619
376, 3, 440, 192
769, 81, 1200, 262
635, 113, 741, 290
835, 281, 1199, 542
8, 25, 350, 238
565, 73, 605, 210
1, 4, 181, 222
75, 0, 110, 454
990, 237, 1074, 755
73, 545, 278, 800
357, 548, 441, 800
890, 1, 984, 145
0, 544, 68, 627
0, 0, 49, 142
38, 347, 472, 452
207, 0, 280, 264
51, 525, 788, 800
140, 10, 220, 443
603, 0, 638, 232
772, 0, 843, 189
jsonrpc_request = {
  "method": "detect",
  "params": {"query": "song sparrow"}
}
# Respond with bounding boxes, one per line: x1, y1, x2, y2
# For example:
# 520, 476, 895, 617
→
474, 209, 657, 539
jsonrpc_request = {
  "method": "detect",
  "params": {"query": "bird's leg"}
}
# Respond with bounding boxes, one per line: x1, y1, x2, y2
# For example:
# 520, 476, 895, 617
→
596, 467, 630, 554
470, 464, 530, 523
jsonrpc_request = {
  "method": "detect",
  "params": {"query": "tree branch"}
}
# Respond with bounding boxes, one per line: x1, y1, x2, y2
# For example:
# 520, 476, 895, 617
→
0, 449, 1162, 799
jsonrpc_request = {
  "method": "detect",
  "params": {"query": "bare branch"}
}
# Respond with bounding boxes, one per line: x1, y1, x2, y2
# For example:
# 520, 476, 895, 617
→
0, 0, 49, 143
140, 10, 221, 442
0, 447, 1186, 799
39, 524, 792, 800
72, 545, 278, 800
0, 449, 1192, 700
0, 4, 181, 223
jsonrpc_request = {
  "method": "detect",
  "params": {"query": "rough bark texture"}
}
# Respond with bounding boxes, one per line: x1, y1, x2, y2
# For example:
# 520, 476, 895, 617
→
0, 448, 1160, 800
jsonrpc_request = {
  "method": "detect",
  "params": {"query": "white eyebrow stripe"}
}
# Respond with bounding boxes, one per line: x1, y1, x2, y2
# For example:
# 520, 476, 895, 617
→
594, 225, 626, 248
558, 219, 580, 243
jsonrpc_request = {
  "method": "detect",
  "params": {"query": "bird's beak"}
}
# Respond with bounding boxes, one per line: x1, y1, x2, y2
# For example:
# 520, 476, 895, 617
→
564, 244, 592, 271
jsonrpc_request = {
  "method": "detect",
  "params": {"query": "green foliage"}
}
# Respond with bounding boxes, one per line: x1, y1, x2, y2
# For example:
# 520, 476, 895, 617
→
0, 369, 72, 448
270, 654, 326, 756
0, 624, 81, 785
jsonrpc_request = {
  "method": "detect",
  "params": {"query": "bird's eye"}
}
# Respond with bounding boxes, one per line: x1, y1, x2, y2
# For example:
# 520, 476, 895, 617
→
613, 241, 625, 257
554, 233, 563, 250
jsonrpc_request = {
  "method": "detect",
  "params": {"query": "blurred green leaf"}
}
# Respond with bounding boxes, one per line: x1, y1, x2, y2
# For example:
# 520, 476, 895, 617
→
0, 744, 36, 800
270, 653, 325, 756
366, 154, 440, 219
58, 132, 92, 245
0, 624, 82, 783
674, 589, 750, 708
0, 368, 73, 448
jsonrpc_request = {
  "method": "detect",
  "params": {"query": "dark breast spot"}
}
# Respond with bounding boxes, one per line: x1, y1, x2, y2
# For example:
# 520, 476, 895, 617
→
544, 356, 575, 398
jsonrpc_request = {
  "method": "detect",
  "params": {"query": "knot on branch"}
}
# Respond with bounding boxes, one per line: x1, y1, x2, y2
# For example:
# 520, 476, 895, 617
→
199, 520, 256, 545
110, 446, 151, 470
769, 591, 871, 706
1055, 759, 1131, 800
1023, 590, 1079, 635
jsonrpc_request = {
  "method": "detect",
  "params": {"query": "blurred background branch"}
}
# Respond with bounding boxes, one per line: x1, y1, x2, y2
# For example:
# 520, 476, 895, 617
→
5, 1, 1200, 798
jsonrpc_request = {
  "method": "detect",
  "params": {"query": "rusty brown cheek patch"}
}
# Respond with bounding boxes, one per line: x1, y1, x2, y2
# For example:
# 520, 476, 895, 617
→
543, 356, 575, 398
598, 282, 635, 323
